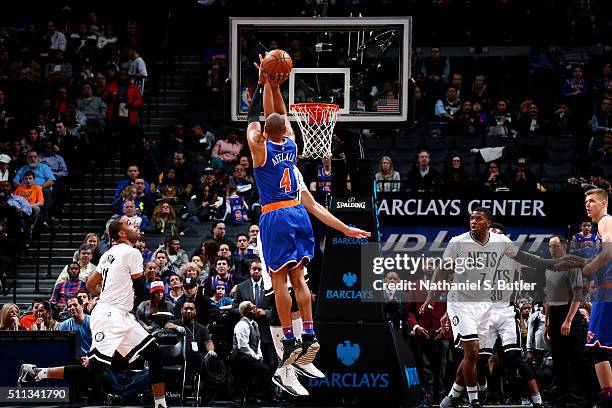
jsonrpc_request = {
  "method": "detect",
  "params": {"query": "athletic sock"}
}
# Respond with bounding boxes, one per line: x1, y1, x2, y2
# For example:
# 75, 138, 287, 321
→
478, 379, 487, 392
292, 316, 303, 338
531, 393, 542, 404
467, 386, 478, 402
602, 387, 612, 401
449, 383, 465, 398
154, 396, 167, 408
270, 326, 283, 360
302, 320, 315, 335
282, 326, 294, 340
36, 368, 49, 380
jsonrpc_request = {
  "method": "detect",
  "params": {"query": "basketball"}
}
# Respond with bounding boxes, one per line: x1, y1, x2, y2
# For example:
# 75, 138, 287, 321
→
261, 49, 293, 77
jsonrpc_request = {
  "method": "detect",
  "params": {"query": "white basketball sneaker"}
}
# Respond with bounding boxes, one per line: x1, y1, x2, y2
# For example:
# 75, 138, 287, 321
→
272, 366, 309, 397
293, 362, 325, 379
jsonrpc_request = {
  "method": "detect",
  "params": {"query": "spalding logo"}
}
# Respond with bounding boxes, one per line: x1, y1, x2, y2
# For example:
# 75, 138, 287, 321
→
336, 340, 360, 366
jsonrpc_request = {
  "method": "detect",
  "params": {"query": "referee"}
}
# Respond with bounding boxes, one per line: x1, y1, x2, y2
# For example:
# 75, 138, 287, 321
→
544, 235, 596, 405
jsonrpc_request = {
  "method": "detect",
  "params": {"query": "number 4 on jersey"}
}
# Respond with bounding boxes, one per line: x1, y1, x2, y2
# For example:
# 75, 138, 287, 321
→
280, 168, 292, 192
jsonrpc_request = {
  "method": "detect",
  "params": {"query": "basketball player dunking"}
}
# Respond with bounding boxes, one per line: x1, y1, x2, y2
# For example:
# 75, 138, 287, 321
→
575, 188, 612, 407
18, 217, 168, 408
246, 60, 369, 369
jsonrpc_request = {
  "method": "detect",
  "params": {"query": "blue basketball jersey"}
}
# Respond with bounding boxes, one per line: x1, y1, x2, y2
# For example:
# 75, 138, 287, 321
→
314, 165, 332, 192
573, 232, 601, 258
253, 137, 298, 206
226, 196, 247, 224
594, 214, 612, 292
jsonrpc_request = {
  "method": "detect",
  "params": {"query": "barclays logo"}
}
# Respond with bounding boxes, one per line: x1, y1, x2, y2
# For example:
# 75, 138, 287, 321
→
326, 272, 373, 299
336, 340, 360, 366
343, 272, 357, 287
331, 237, 369, 245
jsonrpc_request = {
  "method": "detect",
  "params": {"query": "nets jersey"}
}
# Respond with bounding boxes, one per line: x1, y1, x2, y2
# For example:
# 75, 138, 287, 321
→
491, 255, 522, 306
96, 243, 144, 312
253, 137, 298, 206
443, 231, 519, 302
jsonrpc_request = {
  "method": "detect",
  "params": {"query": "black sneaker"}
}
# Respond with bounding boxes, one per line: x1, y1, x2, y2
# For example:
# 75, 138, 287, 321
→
532, 403, 544, 408
18, 364, 40, 387
295, 333, 320, 365
469, 399, 482, 408
280, 338, 301, 368
439, 395, 461, 408
478, 389, 489, 403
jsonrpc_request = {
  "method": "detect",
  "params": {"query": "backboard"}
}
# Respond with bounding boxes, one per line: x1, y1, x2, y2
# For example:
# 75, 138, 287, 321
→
228, 17, 412, 128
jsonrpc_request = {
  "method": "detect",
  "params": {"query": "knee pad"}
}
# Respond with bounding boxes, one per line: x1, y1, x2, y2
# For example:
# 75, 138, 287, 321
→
139, 341, 164, 385
504, 350, 535, 382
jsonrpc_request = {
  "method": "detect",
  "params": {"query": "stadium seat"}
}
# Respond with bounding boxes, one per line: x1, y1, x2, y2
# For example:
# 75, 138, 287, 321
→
542, 163, 573, 180
547, 149, 576, 164
153, 329, 188, 404
454, 134, 485, 153
485, 134, 516, 149
548, 135, 576, 150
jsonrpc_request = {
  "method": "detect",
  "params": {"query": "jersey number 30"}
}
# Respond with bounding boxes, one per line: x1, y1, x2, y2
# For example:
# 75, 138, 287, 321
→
280, 168, 292, 193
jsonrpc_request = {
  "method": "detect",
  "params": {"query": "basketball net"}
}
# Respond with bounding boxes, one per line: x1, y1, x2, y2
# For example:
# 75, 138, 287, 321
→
290, 102, 339, 159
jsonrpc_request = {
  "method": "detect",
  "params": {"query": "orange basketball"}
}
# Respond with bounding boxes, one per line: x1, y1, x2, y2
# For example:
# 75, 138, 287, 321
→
261, 49, 293, 77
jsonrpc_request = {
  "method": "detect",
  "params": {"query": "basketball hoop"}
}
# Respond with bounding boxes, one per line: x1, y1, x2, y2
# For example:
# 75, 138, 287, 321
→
290, 102, 339, 159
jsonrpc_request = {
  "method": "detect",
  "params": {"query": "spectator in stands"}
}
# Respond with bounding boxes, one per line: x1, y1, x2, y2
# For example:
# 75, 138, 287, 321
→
466, 74, 493, 113
111, 184, 137, 215
421, 47, 450, 83
592, 130, 612, 164
204, 257, 242, 297
69, 23, 96, 63
203, 33, 229, 67
136, 236, 153, 263
103, 67, 143, 166
153, 250, 175, 280
14, 170, 43, 241
375, 156, 401, 192
481, 161, 507, 192
0, 303, 23, 330
50, 120, 80, 173
210, 284, 234, 309
185, 185, 220, 223
589, 97, 612, 154
72, 233, 101, 265
450, 73, 465, 99
233, 259, 275, 369
14, 149, 55, 201
137, 280, 174, 333
528, 45, 555, 78
76, 291, 94, 314
443, 155, 470, 194
168, 274, 183, 303
114, 164, 149, 198
146, 201, 180, 235
0, 180, 31, 219
434, 86, 461, 130
561, 64, 588, 97
509, 157, 539, 193
488, 99, 516, 138
180, 262, 202, 281
0, 154, 11, 182
517, 102, 549, 138
187, 124, 215, 162
155, 168, 185, 202
22, 129, 45, 154
58, 297, 91, 358
231, 300, 273, 403
191, 239, 216, 279
208, 221, 234, 250
153, 236, 189, 274
39, 141, 68, 183
216, 243, 239, 273
247, 224, 259, 254
551, 102, 580, 137
56, 244, 95, 284
172, 277, 219, 326
76, 82, 106, 134
97, 25, 117, 64
122, 199, 149, 232
405, 150, 441, 192
43, 21, 67, 54
211, 130, 243, 171
224, 182, 249, 224
166, 149, 194, 199
456, 100, 484, 136
93, 72, 107, 97
8, 139, 26, 172
43, 50, 72, 85
31, 300, 59, 330
234, 234, 254, 259
134, 177, 154, 217
144, 261, 166, 291
309, 157, 332, 192
19, 299, 43, 330
239, 156, 254, 184
165, 300, 217, 382
125, 48, 147, 89
206, 63, 224, 96
570, 220, 601, 258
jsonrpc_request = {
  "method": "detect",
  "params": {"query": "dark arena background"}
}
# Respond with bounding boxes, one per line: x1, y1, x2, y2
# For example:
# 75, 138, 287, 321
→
0, 0, 610, 407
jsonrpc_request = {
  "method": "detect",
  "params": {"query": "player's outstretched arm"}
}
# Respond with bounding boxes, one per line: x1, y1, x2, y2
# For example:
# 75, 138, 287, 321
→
301, 189, 370, 238
511, 250, 586, 271
247, 66, 266, 166
583, 218, 611, 277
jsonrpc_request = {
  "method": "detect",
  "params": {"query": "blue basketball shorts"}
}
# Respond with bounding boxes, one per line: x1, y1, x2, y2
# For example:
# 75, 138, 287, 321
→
259, 204, 314, 272
586, 299, 612, 350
